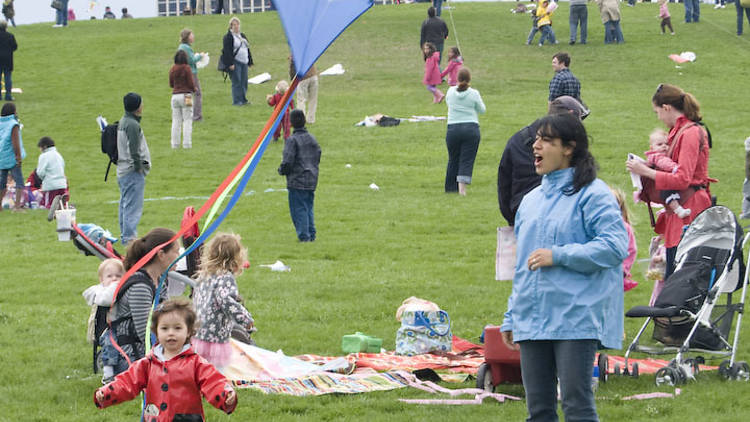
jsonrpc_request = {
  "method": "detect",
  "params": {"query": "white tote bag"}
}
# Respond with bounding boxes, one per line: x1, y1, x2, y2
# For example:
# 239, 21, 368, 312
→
495, 226, 516, 281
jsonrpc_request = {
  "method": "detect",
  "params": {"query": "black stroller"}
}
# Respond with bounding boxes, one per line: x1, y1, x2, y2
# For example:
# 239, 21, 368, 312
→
624, 206, 750, 385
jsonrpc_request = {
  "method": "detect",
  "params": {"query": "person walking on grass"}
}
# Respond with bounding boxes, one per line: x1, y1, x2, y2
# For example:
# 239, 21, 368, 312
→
222, 17, 252, 106
278, 110, 321, 242
569, 0, 588, 45
548, 52, 581, 104
169, 50, 196, 149
422, 42, 444, 104
420, 6, 449, 63
0, 20, 16, 101
444, 68, 485, 195
117, 93, 150, 246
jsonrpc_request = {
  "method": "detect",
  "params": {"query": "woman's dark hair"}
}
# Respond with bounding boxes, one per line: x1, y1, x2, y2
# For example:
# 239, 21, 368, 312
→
457, 68, 471, 92
174, 49, 189, 65
1, 102, 15, 116
37, 136, 55, 149
652, 83, 702, 122
123, 227, 177, 270
536, 113, 598, 195
449, 46, 460, 59
422, 42, 436, 61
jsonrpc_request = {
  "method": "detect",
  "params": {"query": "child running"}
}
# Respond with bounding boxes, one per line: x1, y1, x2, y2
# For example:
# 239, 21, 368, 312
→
422, 42, 444, 104
192, 233, 254, 372
35, 136, 67, 209
611, 188, 638, 292
82, 258, 125, 384
440, 47, 463, 87
94, 298, 237, 421
643, 128, 691, 218
658, 0, 674, 35
535, 0, 557, 46
266, 80, 295, 141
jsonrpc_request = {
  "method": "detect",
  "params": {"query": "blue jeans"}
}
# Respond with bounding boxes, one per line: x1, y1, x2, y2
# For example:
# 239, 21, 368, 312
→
98, 329, 123, 367
539, 25, 556, 45
0, 67, 12, 100
230, 60, 248, 105
685, 0, 700, 22
445, 122, 480, 192
569, 5, 588, 43
604, 20, 624, 43
434, 0, 443, 16
0, 163, 22, 190
520, 340, 599, 422
737, 0, 750, 34
117, 171, 145, 245
527, 26, 539, 44
56, 0, 69, 25
288, 188, 316, 241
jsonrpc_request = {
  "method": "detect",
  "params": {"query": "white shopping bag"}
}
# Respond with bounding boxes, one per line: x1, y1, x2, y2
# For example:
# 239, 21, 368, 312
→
495, 226, 516, 281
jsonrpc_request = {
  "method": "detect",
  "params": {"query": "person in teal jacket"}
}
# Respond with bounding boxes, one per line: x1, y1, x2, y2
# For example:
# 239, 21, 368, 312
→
0, 102, 24, 212
178, 29, 205, 121
500, 113, 628, 422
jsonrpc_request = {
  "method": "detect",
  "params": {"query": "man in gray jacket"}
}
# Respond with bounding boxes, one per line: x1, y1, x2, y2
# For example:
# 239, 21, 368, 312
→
117, 92, 151, 246
569, 0, 588, 45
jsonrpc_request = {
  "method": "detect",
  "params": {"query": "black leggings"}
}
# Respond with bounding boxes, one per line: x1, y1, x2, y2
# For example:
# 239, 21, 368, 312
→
661, 17, 673, 33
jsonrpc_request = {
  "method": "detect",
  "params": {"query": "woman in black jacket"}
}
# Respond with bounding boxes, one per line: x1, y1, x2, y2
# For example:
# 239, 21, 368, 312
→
222, 17, 253, 106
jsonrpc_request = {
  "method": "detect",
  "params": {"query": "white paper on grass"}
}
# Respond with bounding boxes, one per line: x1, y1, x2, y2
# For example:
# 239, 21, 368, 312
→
628, 153, 647, 190
259, 260, 290, 272
196, 53, 210, 69
248, 72, 272, 84
320, 63, 345, 76
369, 183, 380, 191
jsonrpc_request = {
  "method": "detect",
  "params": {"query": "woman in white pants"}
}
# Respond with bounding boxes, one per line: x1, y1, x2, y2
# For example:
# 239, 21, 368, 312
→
169, 50, 196, 148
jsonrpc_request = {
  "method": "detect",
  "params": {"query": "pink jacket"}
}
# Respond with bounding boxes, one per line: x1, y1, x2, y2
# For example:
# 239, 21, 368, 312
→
440, 57, 463, 86
645, 149, 678, 173
659, 3, 670, 19
423, 52, 442, 86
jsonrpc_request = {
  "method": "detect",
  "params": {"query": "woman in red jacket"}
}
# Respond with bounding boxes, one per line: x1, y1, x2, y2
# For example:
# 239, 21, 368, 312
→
626, 83, 711, 279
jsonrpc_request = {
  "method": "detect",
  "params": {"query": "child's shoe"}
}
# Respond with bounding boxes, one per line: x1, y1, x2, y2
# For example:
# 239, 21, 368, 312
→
435, 91, 445, 104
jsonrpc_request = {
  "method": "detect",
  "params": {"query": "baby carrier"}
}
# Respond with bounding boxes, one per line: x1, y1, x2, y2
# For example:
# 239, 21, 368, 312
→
624, 206, 750, 385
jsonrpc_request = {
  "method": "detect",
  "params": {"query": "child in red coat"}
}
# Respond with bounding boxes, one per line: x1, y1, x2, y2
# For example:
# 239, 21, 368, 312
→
422, 42, 444, 103
266, 80, 295, 141
94, 298, 237, 422
440, 46, 463, 87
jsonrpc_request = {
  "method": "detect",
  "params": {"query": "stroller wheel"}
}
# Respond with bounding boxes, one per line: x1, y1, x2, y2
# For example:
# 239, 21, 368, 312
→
632, 362, 640, 378
730, 362, 750, 381
719, 360, 732, 379
597, 353, 608, 383
655, 366, 677, 386
684, 358, 700, 377
476, 363, 495, 392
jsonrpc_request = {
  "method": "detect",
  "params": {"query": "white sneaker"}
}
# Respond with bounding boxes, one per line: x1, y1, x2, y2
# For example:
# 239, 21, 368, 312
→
52, 24, 62, 27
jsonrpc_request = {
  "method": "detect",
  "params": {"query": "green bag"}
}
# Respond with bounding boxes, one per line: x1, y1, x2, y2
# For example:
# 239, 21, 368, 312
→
341, 332, 382, 354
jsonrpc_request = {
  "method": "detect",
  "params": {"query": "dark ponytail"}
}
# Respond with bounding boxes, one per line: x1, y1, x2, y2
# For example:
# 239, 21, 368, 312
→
456, 68, 471, 92
652, 83, 702, 122
535, 114, 598, 195
123, 227, 177, 270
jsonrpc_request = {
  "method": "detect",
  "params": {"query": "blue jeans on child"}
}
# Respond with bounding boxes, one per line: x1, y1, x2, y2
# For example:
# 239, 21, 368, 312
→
538, 25, 557, 45
117, 170, 145, 245
288, 188, 316, 242
99, 329, 123, 368
520, 339, 599, 422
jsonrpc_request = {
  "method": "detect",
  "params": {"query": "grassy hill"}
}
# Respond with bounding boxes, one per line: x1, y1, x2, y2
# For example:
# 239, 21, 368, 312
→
1, 2, 750, 420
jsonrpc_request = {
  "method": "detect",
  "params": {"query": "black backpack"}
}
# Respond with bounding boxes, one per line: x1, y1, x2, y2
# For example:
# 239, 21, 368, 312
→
101, 122, 119, 181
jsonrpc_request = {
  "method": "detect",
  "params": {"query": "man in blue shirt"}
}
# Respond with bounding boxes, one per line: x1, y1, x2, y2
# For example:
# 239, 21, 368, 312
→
548, 52, 581, 104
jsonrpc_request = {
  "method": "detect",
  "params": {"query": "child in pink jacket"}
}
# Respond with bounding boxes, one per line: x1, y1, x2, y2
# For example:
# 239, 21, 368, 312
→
440, 46, 463, 87
422, 42, 444, 103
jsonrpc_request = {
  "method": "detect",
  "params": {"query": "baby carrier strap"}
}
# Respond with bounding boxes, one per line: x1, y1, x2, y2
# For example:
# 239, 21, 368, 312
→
110, 271, 155, 346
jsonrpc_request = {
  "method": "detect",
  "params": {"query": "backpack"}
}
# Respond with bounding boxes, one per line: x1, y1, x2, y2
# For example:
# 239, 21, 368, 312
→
101, 122, 119, 181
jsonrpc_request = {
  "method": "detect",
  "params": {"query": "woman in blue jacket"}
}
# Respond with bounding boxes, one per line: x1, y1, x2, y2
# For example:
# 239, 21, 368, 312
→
500, 113, 628, 421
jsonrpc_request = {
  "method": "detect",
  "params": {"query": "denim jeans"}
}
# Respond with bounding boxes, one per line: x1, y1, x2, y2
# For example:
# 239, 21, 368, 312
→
230, 60, 248, 105
520, 340, 599, 422
445, 122, 480, 192
288, 188, 316, 241
0, 67, 12, 100
604, 20, 624, 43
685, 0, 700, 22
539, 25, 556, 45
737, 0, 750, 34
527, 26, 539, 44
118, 170, 145, 245
0, 163, 23, 190
434, 0, 443, 16
569, 5, 588, 43
56, 0, 69, 25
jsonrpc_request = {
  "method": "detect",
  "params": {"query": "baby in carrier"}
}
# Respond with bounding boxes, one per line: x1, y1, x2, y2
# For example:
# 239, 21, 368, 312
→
82, 258, 123, 384
641, 128, 691, 218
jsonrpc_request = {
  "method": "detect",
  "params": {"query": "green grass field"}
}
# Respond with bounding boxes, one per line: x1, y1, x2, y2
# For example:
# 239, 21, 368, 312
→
2, 2, 750, 420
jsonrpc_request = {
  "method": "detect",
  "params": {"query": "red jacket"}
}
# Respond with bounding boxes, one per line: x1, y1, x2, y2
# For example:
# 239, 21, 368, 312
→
94, 346, 236, 422
423, 52, 442, 86
654, 115, 712, 248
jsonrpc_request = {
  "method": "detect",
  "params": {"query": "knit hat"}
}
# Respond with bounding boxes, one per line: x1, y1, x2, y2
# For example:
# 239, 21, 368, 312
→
123, 92, 142, 113
548, 96, 590, 120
